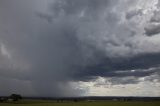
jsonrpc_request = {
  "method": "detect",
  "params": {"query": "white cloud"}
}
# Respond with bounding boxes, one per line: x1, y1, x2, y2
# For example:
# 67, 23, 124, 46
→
75, 76, 160, 96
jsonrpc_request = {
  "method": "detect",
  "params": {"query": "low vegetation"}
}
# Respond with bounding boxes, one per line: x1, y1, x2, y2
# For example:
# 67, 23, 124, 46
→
0, 100, 160, 106
1, 94, 160, 106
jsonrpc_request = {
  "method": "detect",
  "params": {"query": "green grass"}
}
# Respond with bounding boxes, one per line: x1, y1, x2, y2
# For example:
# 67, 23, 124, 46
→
0, 100, 160, 106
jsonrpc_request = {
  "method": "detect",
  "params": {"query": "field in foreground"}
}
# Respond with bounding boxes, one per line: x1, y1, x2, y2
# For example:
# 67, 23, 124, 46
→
0, 100, 160, 106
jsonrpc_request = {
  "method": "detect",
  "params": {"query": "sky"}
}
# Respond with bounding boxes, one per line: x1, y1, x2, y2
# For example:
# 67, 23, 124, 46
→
0, 0, 160, 97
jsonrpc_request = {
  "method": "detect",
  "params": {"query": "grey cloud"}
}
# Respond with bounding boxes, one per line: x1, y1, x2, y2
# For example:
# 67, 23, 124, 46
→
49, 0, 115, 18
0, 0, 83, 97
35, 12, 53, 23
126, 9, 142, 20
0, 0, 160, 97
150, 11, 160, 23
109, 77, 139, 85
145, 24, 160, 36
93, 77, 139, 87
72, 53, 160, 81
145, 5, 160, 36
93, 67, 160, 87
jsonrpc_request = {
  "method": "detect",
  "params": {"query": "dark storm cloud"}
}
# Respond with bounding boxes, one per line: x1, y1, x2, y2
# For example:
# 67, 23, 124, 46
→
145, 24, 160, 36
93, 67, 160, 87
71, 53, 160, 81
0, 0, 83, 96
0, 0, 160, 96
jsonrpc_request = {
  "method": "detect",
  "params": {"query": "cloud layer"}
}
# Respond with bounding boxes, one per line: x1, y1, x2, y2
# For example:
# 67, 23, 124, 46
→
0, 0, 160, 97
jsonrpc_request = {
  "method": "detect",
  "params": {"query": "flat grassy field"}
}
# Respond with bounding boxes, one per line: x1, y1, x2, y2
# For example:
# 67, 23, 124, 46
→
0, 100, 160, 106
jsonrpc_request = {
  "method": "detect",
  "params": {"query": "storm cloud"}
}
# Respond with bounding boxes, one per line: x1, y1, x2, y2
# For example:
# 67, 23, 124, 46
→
0, 0, 160, 97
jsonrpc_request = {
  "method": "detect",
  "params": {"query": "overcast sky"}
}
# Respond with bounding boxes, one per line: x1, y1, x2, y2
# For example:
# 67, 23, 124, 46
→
0, 0, 160, 97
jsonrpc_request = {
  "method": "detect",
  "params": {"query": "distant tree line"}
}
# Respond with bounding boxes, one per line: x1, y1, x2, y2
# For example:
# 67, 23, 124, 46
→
0, 94, 22, 102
